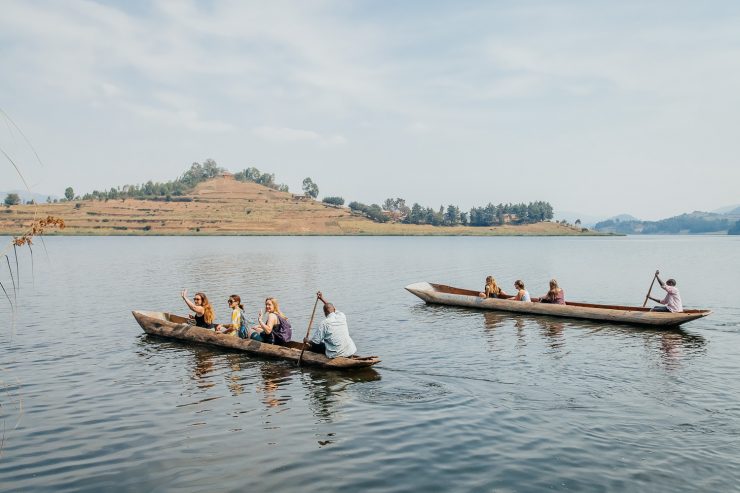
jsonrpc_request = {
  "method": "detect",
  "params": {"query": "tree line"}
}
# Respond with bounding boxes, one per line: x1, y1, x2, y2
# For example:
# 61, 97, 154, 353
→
347, 197, 554, 226
6, 161, 555, 228
69, 159, 225, 202
234, 167, 290, 192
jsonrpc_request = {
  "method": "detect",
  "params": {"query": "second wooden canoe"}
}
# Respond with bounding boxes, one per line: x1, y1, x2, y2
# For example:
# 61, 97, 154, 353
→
405, 282, 711, 327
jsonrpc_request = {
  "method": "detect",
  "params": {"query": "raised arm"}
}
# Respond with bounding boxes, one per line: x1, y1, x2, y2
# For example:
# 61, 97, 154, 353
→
256, 310, 278, 334
317, 291, 328, 306
655, 271, 666, 289
181, 289, 204, 315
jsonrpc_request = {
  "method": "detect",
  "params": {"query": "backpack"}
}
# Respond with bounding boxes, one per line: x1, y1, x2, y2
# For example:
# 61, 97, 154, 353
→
272, 313, 292, 345
237, 310, 249, 339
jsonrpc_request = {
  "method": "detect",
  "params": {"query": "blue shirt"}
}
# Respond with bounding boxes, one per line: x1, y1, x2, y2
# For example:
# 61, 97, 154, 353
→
309, 311, 357, 358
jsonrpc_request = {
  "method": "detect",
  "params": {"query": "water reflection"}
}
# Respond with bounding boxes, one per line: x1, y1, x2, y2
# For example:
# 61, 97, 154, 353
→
136, 334, 380, 429
537, 319, 565, 350
301, 368, 381, 447
257, 364, 295, 410
413, 304, 708, 368
192, 348, 217, 389
481, 311, 528, 350
655, 330, 707, 370
478, 308, 707, 365
302, 369, 381, 424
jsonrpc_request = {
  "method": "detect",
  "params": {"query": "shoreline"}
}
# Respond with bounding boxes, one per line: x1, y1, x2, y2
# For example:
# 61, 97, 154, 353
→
0, 231, 620, 238
0, 229, 617, 237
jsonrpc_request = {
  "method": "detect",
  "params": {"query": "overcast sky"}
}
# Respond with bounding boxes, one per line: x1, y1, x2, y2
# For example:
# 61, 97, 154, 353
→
1, 1, 739, 220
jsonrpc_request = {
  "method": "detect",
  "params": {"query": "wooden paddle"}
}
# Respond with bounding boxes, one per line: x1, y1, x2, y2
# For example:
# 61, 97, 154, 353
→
298, 294, 321, 367
642, 270, 659, 307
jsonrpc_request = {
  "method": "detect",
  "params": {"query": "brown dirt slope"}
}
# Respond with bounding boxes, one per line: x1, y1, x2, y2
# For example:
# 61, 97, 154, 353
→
0, 176, 599, 236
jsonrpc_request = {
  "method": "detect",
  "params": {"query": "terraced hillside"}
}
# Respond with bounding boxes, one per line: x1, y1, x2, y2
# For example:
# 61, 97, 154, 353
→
0, 175, 597, 236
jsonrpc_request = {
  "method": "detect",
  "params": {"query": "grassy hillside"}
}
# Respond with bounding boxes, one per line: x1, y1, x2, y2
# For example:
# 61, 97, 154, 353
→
1, 176, 602, 236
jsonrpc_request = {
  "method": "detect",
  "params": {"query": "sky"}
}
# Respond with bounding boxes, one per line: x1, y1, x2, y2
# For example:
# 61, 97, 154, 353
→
1, 0, 739, 220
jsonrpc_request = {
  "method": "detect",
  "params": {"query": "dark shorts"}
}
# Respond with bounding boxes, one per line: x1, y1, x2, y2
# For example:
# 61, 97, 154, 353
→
250, 332, 278, 344
650, 306, 671, 312
307, 342, 327, 355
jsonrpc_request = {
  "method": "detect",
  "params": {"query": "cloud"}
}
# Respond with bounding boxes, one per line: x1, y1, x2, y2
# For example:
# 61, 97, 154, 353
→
125, 102, 235, 133
253, 126, 346, 147
2, 1, 740, 217
406, 122, 430, 135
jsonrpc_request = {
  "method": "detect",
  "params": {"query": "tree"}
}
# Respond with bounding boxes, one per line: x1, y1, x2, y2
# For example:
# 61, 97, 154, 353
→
4, 193, 20, 206
322, 196, 345, 206
302, 177, 319, 198
575, 219, 581, 227
444, 205, 460, 226
406, 203, 424, 224
65, 187, 74, 201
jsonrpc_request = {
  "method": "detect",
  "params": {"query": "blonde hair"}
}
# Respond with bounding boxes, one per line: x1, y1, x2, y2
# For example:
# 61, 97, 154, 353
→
548, 279, 560, 298
485, 276, 501, 296
196, 292, 215, 325
265, 297, 286, 318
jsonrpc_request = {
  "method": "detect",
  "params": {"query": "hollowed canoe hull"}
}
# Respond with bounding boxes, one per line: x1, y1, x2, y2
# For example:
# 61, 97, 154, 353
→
405, 282, 711, 327
132, 310, 380, 370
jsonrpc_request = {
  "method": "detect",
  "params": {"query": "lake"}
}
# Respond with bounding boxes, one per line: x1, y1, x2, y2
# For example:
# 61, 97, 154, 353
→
1, 235, 739, 491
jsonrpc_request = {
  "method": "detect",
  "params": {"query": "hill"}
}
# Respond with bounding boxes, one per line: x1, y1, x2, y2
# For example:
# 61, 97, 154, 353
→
1, 189, 60, 204
554, 211, 640, 228
0, 176, 601, 236
594, 209, 740, 235
712, 204, 740, 214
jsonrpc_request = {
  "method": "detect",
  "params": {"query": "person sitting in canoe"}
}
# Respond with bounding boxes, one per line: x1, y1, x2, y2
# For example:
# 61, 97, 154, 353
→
303, 291, 357, 359
216, 295, 245, 336
537, 279, 565, 304
478, 276, 511, 299
647, 272, 683, 312
513, 280, 531, 302
250, 297, 292, 346
181, 289, 215, 328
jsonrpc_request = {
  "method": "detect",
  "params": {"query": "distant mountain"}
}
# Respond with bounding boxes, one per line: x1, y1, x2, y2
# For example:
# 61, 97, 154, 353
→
554, 212, 640, 229
609, 213, 640, 222
553, 211, 604, 228
1, 189, 59, 204
713, 204, 740, 214
594, 210, 737, 235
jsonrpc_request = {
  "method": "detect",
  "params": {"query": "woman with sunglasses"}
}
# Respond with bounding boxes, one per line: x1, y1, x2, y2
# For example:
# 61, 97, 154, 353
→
216, 295, 244, 336
181, 289, 215, 328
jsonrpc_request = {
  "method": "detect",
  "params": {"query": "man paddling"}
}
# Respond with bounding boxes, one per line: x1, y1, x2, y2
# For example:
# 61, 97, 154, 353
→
647, 271, 683, 312
303, 291, 357, 358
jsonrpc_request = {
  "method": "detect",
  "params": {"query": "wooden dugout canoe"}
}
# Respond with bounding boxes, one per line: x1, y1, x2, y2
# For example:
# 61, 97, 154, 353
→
132, 310, 381, 370
405, 282, 711, 327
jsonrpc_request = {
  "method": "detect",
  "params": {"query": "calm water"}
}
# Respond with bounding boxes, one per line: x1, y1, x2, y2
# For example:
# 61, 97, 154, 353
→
1, 236, 739, 492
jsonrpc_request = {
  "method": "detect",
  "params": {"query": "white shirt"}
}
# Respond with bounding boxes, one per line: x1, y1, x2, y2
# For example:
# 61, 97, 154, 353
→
660, 285, 683, 312
310, 311, 357, 358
